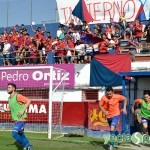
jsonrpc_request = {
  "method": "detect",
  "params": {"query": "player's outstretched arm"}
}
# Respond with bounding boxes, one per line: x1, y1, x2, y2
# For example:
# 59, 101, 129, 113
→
131, 99, 142, 113
122, 97, 128, 115
131, 101, 136, 113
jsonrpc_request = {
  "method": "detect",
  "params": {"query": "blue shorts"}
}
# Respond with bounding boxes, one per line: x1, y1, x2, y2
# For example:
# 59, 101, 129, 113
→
107, 115, 120, 127
141, 118, 150, 126
13, 121, 25, 132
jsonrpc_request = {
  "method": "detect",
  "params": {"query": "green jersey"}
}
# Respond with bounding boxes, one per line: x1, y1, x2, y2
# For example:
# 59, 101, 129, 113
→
141, 99, 150, 119
8, 93, 27, 121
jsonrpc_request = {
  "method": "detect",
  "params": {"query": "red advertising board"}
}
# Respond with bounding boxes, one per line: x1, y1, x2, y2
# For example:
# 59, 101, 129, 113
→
0, 100, 86, 127
88, 102, 122, 131
1, 101, 122, 131
0, 100, 61, 124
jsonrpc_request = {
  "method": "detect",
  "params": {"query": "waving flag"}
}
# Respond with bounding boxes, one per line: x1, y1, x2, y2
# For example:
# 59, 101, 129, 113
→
80, 33, 103, 44
90, 54, 131, 86
132, 3, 146, 25
136, 4, 146, 21
72, 0, 93, 23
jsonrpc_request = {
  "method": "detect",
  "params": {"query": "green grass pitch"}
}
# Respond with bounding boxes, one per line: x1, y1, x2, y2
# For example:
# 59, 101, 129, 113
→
0, 131, 137, 150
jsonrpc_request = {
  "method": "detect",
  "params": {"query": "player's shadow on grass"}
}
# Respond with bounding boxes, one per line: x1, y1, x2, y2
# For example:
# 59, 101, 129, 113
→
90, 141, 108, 150
6, 141, 23, 150
14, 141, 23, 150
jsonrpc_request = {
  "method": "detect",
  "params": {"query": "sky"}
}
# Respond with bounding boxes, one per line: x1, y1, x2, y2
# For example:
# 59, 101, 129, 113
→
0, 0, 57, 27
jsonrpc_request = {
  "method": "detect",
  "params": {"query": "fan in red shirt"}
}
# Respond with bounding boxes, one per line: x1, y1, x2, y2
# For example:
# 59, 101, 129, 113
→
8, 33, 15, 45
29, 43, 38, 64
55, 39, 66, 64
45, 37, 53, 53
24, 33, 32, 48
46, 36, 53, 46
112, 35, 120, 54
31, 23, 47, 35
13, 33, 19, 47
18, 32, 25, 48
33, 30, 44, 49
0, 33, 6, 43
133, 19, 142, 42
65, 38, 75, 63
105, 24, 112, 39
33, 30, 45, 63
97, 33, 110, 54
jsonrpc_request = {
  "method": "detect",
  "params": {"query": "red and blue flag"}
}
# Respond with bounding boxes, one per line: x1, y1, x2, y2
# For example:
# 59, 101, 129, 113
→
136, 3, 146, 22
90, 54, 131, 86
132, 3, 146, 25
72, 0, 93, 23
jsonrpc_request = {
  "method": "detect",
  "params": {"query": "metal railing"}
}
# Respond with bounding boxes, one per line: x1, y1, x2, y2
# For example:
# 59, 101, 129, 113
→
0, 45, 150, 65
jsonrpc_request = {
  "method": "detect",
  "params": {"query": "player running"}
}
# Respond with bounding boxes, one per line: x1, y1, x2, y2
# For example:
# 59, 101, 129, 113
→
132, 92, 150, 135
99, 86, 127, 150
0, 83, 33, 150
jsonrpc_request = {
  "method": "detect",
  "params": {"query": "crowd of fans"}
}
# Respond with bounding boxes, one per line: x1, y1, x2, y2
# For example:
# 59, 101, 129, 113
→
0, 12, 150, 65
